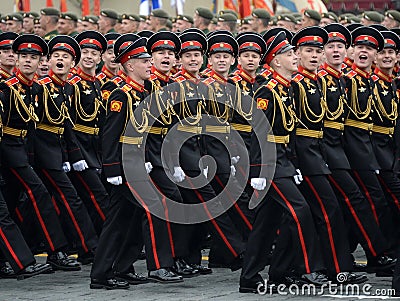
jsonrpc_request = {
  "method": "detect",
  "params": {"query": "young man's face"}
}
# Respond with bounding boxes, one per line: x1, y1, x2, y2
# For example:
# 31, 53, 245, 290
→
57, 19, 73, 35
23, 17, 34, 33
208, 52, 235, 74
272, 49, 298, 73
120, 19, 138, 34
102, 48, 118, 70
297, 46, 324, 72
80, 48, 101, 70
181, 50, 203, 73
324, 41, 346, 67
0, 48, 16, 69
98, 15, 108, 32
18, 53, 40, 77
49, 50, 74, 77
375, 48, 397, 70
6, 20, 22, 33
238, 51, 261, 73
37, 56, 49, 77
353, 44, 377, 70
130, 57, 152, 80
151, 49, 175, 73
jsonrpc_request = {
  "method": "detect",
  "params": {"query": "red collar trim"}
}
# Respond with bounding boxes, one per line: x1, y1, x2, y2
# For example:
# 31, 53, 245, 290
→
181, 68, 200, 83
351, 64, 370, 79
272, 71, 290, 87
373, 67, 393, 82
298, 65, 317, 81
238, 68, 255, 83
210, 70, 227, 84
0, 67, 12, 79
102, 66, 115, 79
119, 71, 144, 92
76, 67, 96, 82
15, 69, 35, 86
151, 66, 169, 82
322, 62, 342, 79
344, 57, 353, 67
49, 70, 66, 86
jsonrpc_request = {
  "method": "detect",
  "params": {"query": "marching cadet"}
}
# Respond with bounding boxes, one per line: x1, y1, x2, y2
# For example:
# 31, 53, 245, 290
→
68, 31, 109, 236
343, 27, 399, 267
291, 26, 360, 281
0, 32, 17, 81
81, 15, 99, 31
57, 13, 79, 37
33, 17, 45, 38
97, 33, 121, 88
40, 8, 59, 42
0, 33, 81, 271
35, 35, 99, 264
276, 14, 297, 32
90, 33, 182, 289
382, 10, 400, 29
342, 23, 362, 73
240, 31, 328, 294
320, 23, 394, 275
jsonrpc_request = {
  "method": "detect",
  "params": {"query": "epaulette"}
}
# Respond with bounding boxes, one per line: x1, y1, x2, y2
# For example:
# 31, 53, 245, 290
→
5, 77, 19, 87
68, 75, 81, 85
259, 69, 272, 79
96, 72, 106, 81
345, 70, 357, 79
37, 76, 52, 85
174, 75, 186, 83
202, 77, 215, 85
341, 63, 347, 70
121, 84, 132, 93
112, 76, 123, 86
149, 74, 157, 81
229, 74, 242, 83
293, 74, 304, 83
232, 69, 240, 76
265, 79, 278, 90
371, 74, 379, 82
318, 70, 328, 77
201, 69, 212, 77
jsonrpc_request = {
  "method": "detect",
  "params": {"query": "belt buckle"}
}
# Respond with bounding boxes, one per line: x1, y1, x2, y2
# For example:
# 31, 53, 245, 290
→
318, 131, 323, 138
161, 128, 168, 136
339, 123, 344, 131
21, 129, 27, 138
389, 128, 394, 135
368, 124, 373, 131
94, 127, 99, 135
284, 136, 290, 144
58, 128, 63, 135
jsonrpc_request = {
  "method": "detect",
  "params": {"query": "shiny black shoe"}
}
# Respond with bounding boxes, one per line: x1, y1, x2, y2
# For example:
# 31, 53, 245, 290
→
90, 278, 130, 290
77, 251, 95, 265
0, 264, 16, 279
16, 263, 53, 280
300, 272, 329, 286
366, 255, 397, 273
148, 268, 184, 283
114, 271, 149, 285
172, 259, 199, 278
333, 272, 368, 284
47, 251, 81, 271
239, 281, 266, 294
353, 261, 367, 272
189, 264, 212, 275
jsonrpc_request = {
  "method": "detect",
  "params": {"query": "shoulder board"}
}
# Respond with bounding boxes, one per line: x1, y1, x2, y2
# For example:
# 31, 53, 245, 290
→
341, 63, 347, 70
96, 72, 106, 81
317, 70, 328, 77
112, 76, 123, 86
68, 75, 81, 85
259, 69, 272, 78
174, 75, 186, 83
293, 74, 304, 83
265, 79, 278, 90
371, 74, 379, 82
202, 77, 215, 85
5, 77, 19, 87
345, 70, 357, 79
121, 84, 132, 93
229, 74, 242, 83
37, 76, 52, 85
149, 74, 157, 81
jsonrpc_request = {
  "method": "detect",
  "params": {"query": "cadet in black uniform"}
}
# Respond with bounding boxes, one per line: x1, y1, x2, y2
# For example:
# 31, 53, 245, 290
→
0, 34, 80, 271
319, 23, 394, 274
68, 31, 109, 235
0, 32, 18, 81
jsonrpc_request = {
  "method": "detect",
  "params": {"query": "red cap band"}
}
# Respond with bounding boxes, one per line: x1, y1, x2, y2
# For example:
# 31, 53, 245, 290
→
328, 32, 346, 42
210, 42, 233, 52
265, 40, 290, 64
120, 46, 147, 64
354, 35, 378, 47
79, 38, 102, 49
181, 41, 202, 49
297, 35, 323, 46
0, 40, 13, 47
384, 38, 396, 47
239, 42, 262, 52
18, 42, 42, 52
53, 43, 75, 56
151, 40, 176, 50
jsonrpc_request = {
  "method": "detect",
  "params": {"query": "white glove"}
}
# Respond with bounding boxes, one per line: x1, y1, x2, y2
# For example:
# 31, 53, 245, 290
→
145, 162, 153, 174
294, 169, 303, 185
62, 162, 71, 173
173, 166, 186, 183
230, 165, 236, 176
375, 170, 380, 175
107, 176, 123, 185
251, 178, 267, 190
72, 160, 88, 172
203, 166, 209, 178
231, 156, 240, 165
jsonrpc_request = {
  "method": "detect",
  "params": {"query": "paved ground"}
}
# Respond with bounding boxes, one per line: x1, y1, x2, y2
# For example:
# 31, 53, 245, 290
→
0, 248, 397, 301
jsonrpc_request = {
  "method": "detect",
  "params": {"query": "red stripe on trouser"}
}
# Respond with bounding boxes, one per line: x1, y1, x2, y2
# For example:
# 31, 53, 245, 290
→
126, 182, 160, 269
271, 180, 310, 273
51, 196, 61, 215
328, 175, 377, 257
0, 227, 24, 269
304, 176, 340, 274
352, 171, 380, 225
15, 208, 23, 223
377, 175, 400, 211
150, 179, 175, 258
10, 168, 55, 251
74, 172, 106, 221
214, 175, 252, 230
187, 178, 238, 257
42, 169, 88, 253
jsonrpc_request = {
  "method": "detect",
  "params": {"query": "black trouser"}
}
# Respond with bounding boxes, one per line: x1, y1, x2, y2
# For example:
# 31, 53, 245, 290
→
241, 177, 324, 284
69, 169, 109, 236
351, 170, 396, 250
90, 182, 173, 280
300, 175, 353, 277
0, 189, 35, 272
393, 247, 400, 294
2, 166, 68, 253
328, 169, 389, 260
37, 169, 98, 253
